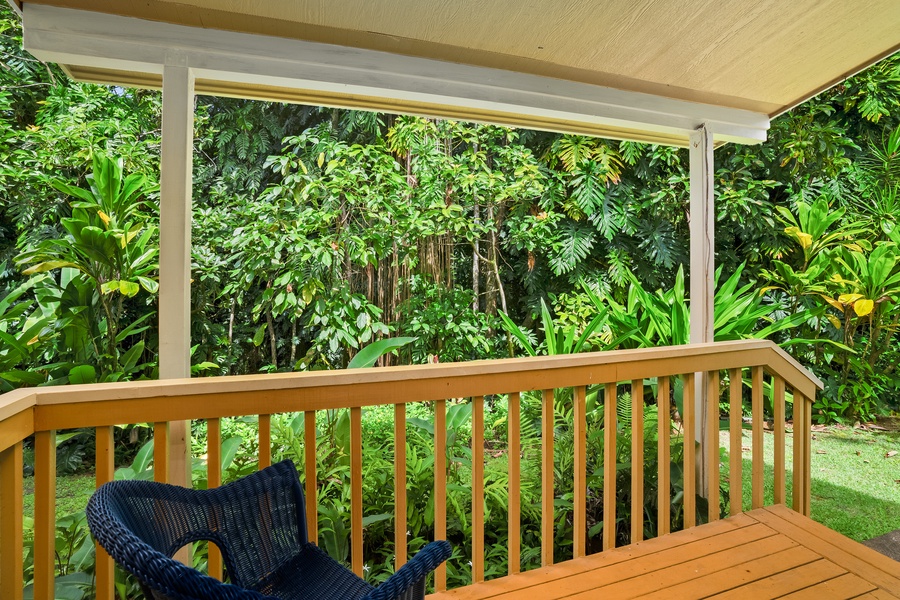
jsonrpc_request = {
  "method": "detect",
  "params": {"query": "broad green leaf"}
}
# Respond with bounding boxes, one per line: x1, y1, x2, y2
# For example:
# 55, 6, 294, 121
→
68, 365, 96, 384
347, 336, 416, 368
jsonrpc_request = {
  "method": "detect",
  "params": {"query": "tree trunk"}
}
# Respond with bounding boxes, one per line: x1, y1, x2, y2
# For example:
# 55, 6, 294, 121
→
472, 202, 480, 311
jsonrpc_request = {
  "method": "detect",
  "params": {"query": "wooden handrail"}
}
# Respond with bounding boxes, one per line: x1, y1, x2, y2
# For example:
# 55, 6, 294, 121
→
0, 339, 823, 598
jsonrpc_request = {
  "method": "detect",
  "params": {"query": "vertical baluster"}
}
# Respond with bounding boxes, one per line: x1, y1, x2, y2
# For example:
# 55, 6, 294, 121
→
154, 422, 170, 483
630, 380, 644, 543
507, 393, 521, 573
95, 427, 115, 600
258, 414, 271, 469
34, 431, 56, 600
304, 411, 317, 544
394, 403, 407, 570
0, 442, 23, 600
803, 394, 812, 516
751, 366, 764, 509
207, 418, 223, 580
728, 368, 743, 516
350, 407, 363, 576
472, 396, 485, 583
773, 376, 786, 505
541, 389, 554, 565
682, 375, 696, 529
657, 377, 671, 536
603, 382, 617, 550
573, 386, 587, 558
706, 370, 720, 522
434, 400, 448, 591
792, 393, 806, 514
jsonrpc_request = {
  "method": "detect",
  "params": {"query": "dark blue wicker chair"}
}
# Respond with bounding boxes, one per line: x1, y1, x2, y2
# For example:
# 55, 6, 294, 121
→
86, 459, 451, 600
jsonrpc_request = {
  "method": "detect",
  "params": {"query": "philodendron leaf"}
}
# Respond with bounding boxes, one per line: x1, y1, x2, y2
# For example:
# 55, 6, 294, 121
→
347, 336, 416, 368
68, 365, 96, 384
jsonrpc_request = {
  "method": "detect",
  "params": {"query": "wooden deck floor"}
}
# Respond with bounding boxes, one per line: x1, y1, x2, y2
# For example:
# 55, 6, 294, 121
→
428, 505, 900, 599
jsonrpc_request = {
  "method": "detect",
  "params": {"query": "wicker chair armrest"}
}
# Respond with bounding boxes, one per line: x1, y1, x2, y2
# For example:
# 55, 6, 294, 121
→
362, 541, 452, 600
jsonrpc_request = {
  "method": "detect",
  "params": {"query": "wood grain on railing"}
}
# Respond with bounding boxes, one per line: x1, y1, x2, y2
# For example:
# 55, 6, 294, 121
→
573, 386, 586, 557
728, 368, 743, 516
472, 396, 485, 583
95, 426, 115, 600
793, 393, 806, 514
34, 430, 56, 600
395, 403, 407, 569
207, 418, 223, 580
657, 376, 671, 536
258, 414, 271, 469
434, 399, 447, 591
508, 392, 522, 573
541, 389, 554, 565
751, 366, 764, 509
706, 370, 720, 522
603, 382, 616, 550
682, 375, 696, 529
350, 407, 363, 576
773, 376, 786, 505
304, 411, 317, 544
630, 380, 644, 543
154, 421, 169, 483
0, 441, 23, 600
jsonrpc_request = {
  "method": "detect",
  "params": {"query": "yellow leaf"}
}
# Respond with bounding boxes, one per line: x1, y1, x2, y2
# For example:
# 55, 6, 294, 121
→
97, 211, 111, 226
820, 295, 844, 312
838, 293, 863, 305
826, 314, 842, 329
853, 298, 874, 317
317, 152, 325, 168
785, 226, 812, 249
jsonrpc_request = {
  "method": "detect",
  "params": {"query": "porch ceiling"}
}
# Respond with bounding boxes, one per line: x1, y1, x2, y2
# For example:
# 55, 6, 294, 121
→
9, 0, 900, 146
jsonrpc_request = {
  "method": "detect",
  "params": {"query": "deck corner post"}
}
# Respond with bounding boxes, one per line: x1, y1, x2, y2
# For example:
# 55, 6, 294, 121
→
159, 59, 195, 493
689, 125, 715, 499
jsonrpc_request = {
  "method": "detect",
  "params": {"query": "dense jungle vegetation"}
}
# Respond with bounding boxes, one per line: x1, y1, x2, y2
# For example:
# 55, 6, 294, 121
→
3, 4, 900, 596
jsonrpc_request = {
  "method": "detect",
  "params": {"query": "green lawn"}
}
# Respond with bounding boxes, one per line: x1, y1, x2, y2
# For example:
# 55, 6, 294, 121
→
23, 473, 96, 523
723, 424, 900, 541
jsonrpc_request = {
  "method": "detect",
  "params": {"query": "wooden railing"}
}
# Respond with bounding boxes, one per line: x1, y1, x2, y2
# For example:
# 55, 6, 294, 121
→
0, 339, 822, 600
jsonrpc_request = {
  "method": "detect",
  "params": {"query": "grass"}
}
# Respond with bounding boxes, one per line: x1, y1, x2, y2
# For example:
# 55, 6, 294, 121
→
722, 424, 900, 541
23, 473, 96, 523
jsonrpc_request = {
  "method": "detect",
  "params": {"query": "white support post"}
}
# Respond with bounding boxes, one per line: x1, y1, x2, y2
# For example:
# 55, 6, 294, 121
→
689, 125, 715, 500
159, 58, 194, 491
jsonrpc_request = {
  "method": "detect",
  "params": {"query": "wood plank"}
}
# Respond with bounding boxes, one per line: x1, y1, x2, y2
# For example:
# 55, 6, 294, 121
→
753, 506, 900, 593
33, 430, 56, 600
604, 382, 617, 550
350, 407, 363, 576
773, 375, 785, 505
154, 421, 170, 483
304, 410, 317, 545
473, 396, 485, 582
803, 394, 812, 516
630, 380, 644, 543
0, 410, 33, 455
508, 392, 521, 573
751, 366, 764, 509
207, 418, 223, 580
542, 389, 554, 565
258, 413, 271, 469
682, 374, 695, 529
633, 546, 820, 600
492, 525, 793, 600
657, 376, 671, 536
709, 557, 846, 599
427, 513, 760, 600
0, 442, 23, 600
435, 399, 448, 591
706, 370, 720, 522
395, 402, 407, 569
777, 573, 877, 600
95, 427, 115, 600
728, 368, 742, 516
